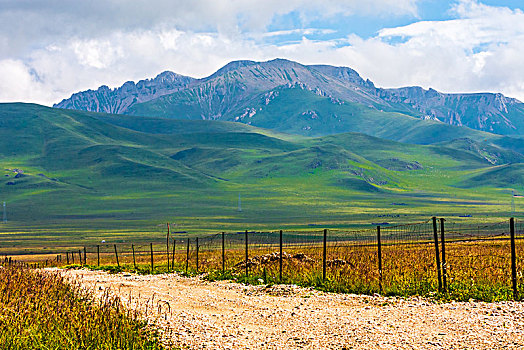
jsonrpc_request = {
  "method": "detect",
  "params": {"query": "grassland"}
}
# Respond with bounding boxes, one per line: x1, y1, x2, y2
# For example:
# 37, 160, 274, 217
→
1, 102, 523, 258
18, 217, 520, 303
0, 264, 167, 349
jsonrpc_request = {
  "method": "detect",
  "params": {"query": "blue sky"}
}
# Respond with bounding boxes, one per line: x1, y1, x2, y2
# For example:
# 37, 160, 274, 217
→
0, 0, 523, 104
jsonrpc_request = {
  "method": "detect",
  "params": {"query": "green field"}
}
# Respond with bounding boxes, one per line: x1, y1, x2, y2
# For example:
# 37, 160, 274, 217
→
1, 103, 523, 256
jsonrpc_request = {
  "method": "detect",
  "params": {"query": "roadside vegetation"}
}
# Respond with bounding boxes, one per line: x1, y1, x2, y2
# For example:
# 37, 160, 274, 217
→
0, 264, 168, 349
58, 234, 522, 303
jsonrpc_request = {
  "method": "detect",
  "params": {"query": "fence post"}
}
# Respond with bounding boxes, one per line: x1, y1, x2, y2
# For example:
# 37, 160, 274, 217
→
222, 232, 225, 273
377, 226, 383, 293
510, 217, 518, 300
196, 237, 199, 273
245, 230, 249, 278
279, 229, 283, 282
78, 250, 82, 265
132, 244, 137, 270
71, 251, 75, 264
432, 217, 443, 292
97, 245, 100, 267
323, 229, 327, 282
114, 244, 120, 268
166, 223, 170, 271
440, 218, 448, 293
83, 246, 87, 265
172, 240, 176, 270
186, 239, 190, 274
150, 243, 154, 272
66, 252, 69, 265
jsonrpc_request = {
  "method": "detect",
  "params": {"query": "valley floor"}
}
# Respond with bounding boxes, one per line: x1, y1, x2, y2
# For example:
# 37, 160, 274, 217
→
55, 269, 524, 350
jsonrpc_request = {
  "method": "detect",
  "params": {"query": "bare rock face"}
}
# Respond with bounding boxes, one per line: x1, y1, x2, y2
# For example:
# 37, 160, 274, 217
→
375, 87, 522, 133
53, 71, 195, 114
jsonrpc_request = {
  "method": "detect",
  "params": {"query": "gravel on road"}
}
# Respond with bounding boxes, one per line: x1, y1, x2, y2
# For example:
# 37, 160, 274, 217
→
54, 269, 524, 350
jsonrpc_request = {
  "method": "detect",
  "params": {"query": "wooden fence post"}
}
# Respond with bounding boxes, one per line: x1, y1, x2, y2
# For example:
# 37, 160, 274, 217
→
166, 223, 170, 271
172, 240, 176, 270
222, 232, 225, 273
245, 230, 249, 278
185, 239, 190, 273
132, 244, 137, 270
150, 243, 154, 272
66, 252, 69, 265
510, 217, 518, 300
97, 245, 100, 267
71, 251, 75, 264
279, 229, 283, 282
323, 229, 327, 282
114, 244, 120, 268
432, 217, 443, 292
196, 237, 199, 273
78, 250, 82, 265
440, 218, 448, 293
377, 226, 383, 293
83, 246, 87, 265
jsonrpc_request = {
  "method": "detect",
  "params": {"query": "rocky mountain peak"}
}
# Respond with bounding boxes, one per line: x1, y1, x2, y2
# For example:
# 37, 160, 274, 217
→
206, 60, 258, 80
54, 71, 195, 114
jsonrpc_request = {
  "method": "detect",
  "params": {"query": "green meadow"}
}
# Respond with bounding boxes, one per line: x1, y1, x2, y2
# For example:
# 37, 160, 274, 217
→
1, 103, 523, 256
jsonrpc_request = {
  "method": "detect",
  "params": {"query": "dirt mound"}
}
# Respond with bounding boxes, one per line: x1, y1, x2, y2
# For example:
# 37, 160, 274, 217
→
234, 251, 314, 269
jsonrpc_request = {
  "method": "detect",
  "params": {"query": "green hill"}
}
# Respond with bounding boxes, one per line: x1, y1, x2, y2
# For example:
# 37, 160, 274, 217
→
458, 164, 524, 189
128, 85, 523, 149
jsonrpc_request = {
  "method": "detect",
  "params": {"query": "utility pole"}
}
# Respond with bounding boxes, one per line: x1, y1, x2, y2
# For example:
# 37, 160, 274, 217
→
2, 202, 6, 224
511, 190, 516, 216
238, 194, 242, 212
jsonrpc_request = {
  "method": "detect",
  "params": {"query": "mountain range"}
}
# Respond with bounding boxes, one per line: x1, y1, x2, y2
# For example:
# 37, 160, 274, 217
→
55, 59, 524, 136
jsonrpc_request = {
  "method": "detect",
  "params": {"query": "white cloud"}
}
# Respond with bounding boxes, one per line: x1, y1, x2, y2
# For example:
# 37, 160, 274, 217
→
260, 28, 337, 38
0, 0, 523, 105
359, 0, 524, 99
0, 59, 57, 103
72, 39, 124, 69
0, 0, 420, 58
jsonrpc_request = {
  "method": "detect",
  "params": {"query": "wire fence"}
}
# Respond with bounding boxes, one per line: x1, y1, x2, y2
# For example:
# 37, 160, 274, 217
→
3, 217, 523, 301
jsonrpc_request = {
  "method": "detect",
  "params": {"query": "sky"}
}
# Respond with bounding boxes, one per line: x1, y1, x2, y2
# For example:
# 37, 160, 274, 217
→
0, 0, 523, 105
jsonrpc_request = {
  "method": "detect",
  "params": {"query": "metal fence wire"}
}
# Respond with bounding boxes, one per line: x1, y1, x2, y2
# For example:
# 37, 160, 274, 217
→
444, 221, 512, 294
6, 217, 524, 300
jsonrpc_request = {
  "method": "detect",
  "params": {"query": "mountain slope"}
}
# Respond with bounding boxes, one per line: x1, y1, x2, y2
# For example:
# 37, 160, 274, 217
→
55, 59, 524, 136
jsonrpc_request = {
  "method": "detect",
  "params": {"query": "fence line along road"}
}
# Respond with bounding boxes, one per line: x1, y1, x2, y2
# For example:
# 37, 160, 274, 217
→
3, 217, 524, 301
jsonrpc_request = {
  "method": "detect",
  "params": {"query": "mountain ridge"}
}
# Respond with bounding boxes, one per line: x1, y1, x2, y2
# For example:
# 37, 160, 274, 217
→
54, 59, 524, 136
55, 71, 195, 114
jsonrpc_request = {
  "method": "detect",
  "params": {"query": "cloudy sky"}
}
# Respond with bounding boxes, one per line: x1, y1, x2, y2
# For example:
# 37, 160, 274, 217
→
0, 0, 523, 105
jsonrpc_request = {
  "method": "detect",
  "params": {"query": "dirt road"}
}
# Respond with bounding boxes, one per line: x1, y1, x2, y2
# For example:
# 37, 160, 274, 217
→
56, 269, 524, 349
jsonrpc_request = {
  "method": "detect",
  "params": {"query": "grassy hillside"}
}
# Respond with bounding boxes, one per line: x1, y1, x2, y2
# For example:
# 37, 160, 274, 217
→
1, 103, 523, 254
128, 86, 519, 146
